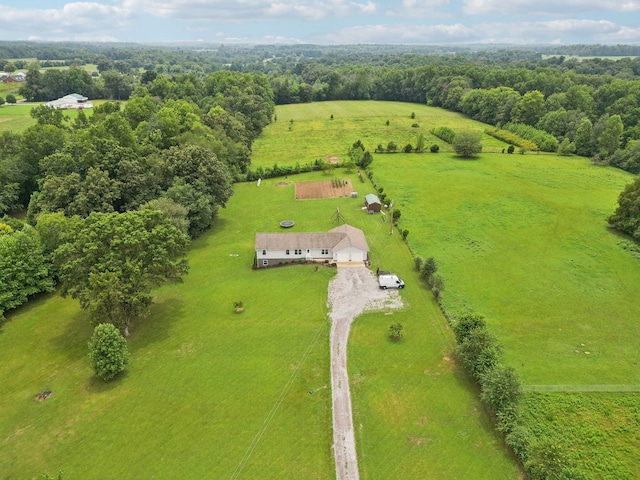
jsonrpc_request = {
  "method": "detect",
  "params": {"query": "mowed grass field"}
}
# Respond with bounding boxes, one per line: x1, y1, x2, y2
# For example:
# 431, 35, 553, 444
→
1, 169, 519, 478
0, 100, 112, 133
251, 101, 507, 169
254, 101, 640, 477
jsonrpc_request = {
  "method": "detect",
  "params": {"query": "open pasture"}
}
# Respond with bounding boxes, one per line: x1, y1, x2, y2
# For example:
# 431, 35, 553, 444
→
373, 152, 640, 386
0, 100, 108, 133
255, 101, 640, 477
251, 101, 507, 170
0, 169, 519, 478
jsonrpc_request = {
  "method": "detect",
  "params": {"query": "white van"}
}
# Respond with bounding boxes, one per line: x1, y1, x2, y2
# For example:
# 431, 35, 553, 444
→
378, 274, 405, 289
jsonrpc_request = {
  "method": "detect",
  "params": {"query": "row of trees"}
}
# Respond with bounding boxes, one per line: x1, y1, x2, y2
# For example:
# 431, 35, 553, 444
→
0, 70, 275, 335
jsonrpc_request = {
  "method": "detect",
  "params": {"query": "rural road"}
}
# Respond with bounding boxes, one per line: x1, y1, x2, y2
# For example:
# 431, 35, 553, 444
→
327, 265, 403, 480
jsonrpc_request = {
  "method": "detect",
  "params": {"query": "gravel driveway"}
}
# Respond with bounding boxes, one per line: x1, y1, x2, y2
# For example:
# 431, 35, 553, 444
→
327, 266, 403, 480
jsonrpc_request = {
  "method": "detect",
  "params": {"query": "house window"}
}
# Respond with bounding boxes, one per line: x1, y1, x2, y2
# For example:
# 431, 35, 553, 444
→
286, 249, 290, 255
262, 250, 266, 255
262, 260, 268, 266
307, 249, 310, 253
295, 249, 301, 255
321, 249, 329, 255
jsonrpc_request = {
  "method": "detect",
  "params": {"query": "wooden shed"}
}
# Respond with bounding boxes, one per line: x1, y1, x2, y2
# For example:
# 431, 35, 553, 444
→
364, 193, 381, 213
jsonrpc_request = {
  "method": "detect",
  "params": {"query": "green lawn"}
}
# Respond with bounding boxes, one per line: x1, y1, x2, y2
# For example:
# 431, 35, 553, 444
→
1, 169, 520, 478
0, 104, 39, 132
0, 100, 110, 133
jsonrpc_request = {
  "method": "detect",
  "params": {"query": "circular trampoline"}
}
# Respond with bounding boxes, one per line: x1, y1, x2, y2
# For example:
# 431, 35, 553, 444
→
280, 220, 295, 228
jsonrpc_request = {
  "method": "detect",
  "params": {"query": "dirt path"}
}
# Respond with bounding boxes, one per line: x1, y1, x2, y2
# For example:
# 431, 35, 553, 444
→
327, 266, 403, 480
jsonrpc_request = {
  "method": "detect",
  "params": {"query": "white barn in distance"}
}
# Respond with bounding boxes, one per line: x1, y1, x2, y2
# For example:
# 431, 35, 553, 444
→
45, 93, 93, 110
255, 224, 369, 268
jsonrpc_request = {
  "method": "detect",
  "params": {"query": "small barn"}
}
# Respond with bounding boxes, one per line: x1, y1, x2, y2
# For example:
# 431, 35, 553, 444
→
45, 93, 93, 110
364, 193, 381, 213
255, 224, 369, 268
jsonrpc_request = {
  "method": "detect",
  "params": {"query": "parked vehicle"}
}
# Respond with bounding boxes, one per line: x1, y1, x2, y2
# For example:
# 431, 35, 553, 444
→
378, 274, 405, 289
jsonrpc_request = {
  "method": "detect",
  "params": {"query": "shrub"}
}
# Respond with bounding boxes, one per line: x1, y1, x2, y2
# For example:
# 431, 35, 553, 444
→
485, 127, 538, 152
5, 94, 16, 104
420, 257, 437, 280
431, 126, 456, 144
88, 323, 129, 380
504, 123, 558, 152
455, 328, 501, 381
453, 131, 482, 158
452, 313, 486, 343
403, 143, 413, 153
430, 144, 440, 153
389, 323, 404, 341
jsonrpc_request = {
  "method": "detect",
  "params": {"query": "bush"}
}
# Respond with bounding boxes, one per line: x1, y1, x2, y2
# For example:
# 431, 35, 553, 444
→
389, 323, 404, 341
504, 123, 558, 152
420, 256, 437, 280
455, 328, 501, 381
5, 94, 16, 104
431, 126, 456, 144
88, 323, 130, 380
430, 144, 440, 153
453, 131, 482, 158
485, 127, 538, 152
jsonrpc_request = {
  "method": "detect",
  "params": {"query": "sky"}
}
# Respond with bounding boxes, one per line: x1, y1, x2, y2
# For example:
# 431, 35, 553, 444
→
0, 0, 639, 45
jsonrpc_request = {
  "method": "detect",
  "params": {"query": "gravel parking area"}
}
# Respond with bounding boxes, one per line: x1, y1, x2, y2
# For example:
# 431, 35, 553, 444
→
327, 266, 403, 480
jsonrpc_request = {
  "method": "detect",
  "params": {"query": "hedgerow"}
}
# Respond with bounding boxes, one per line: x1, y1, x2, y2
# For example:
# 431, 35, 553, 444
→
430, 126, 456, 144
485, 127, 538, 151
504, 123, 559, 152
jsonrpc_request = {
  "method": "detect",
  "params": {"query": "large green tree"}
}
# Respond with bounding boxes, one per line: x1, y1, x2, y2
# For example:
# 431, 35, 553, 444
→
0, 225, 54, 320
452, 131, 483, 158
608, 176, 640, 240
55, 210, 189, 336
88, 323, 130, 380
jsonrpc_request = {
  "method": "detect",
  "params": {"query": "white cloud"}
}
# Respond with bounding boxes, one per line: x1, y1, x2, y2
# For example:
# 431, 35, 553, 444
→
463, 0, 640, 16
321, 18, 640, 44
0, 3, 130, 41
121, 0, 378, 21
385, 0, 452, 18
325, 23, 478, 44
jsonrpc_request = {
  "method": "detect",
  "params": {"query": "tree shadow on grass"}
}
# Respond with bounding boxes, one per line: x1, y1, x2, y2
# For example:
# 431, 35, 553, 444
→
85, 369, 129, 394
128, 297, 185, 353
187, 217, 231, 252
49, 309, 93, 363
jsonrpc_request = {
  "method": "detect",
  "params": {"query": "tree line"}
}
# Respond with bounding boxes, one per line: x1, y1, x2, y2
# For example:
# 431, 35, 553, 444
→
0, 71, 274, 332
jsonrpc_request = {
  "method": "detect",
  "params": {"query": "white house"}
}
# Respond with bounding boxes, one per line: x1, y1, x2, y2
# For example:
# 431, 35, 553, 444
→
45, 93, 93, 110
255, 224, 369, 268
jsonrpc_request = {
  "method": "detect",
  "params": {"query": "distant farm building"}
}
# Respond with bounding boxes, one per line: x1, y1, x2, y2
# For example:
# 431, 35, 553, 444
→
364, 193, 381, 213
255, 224, 369, 268
45, 93, 93, 110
